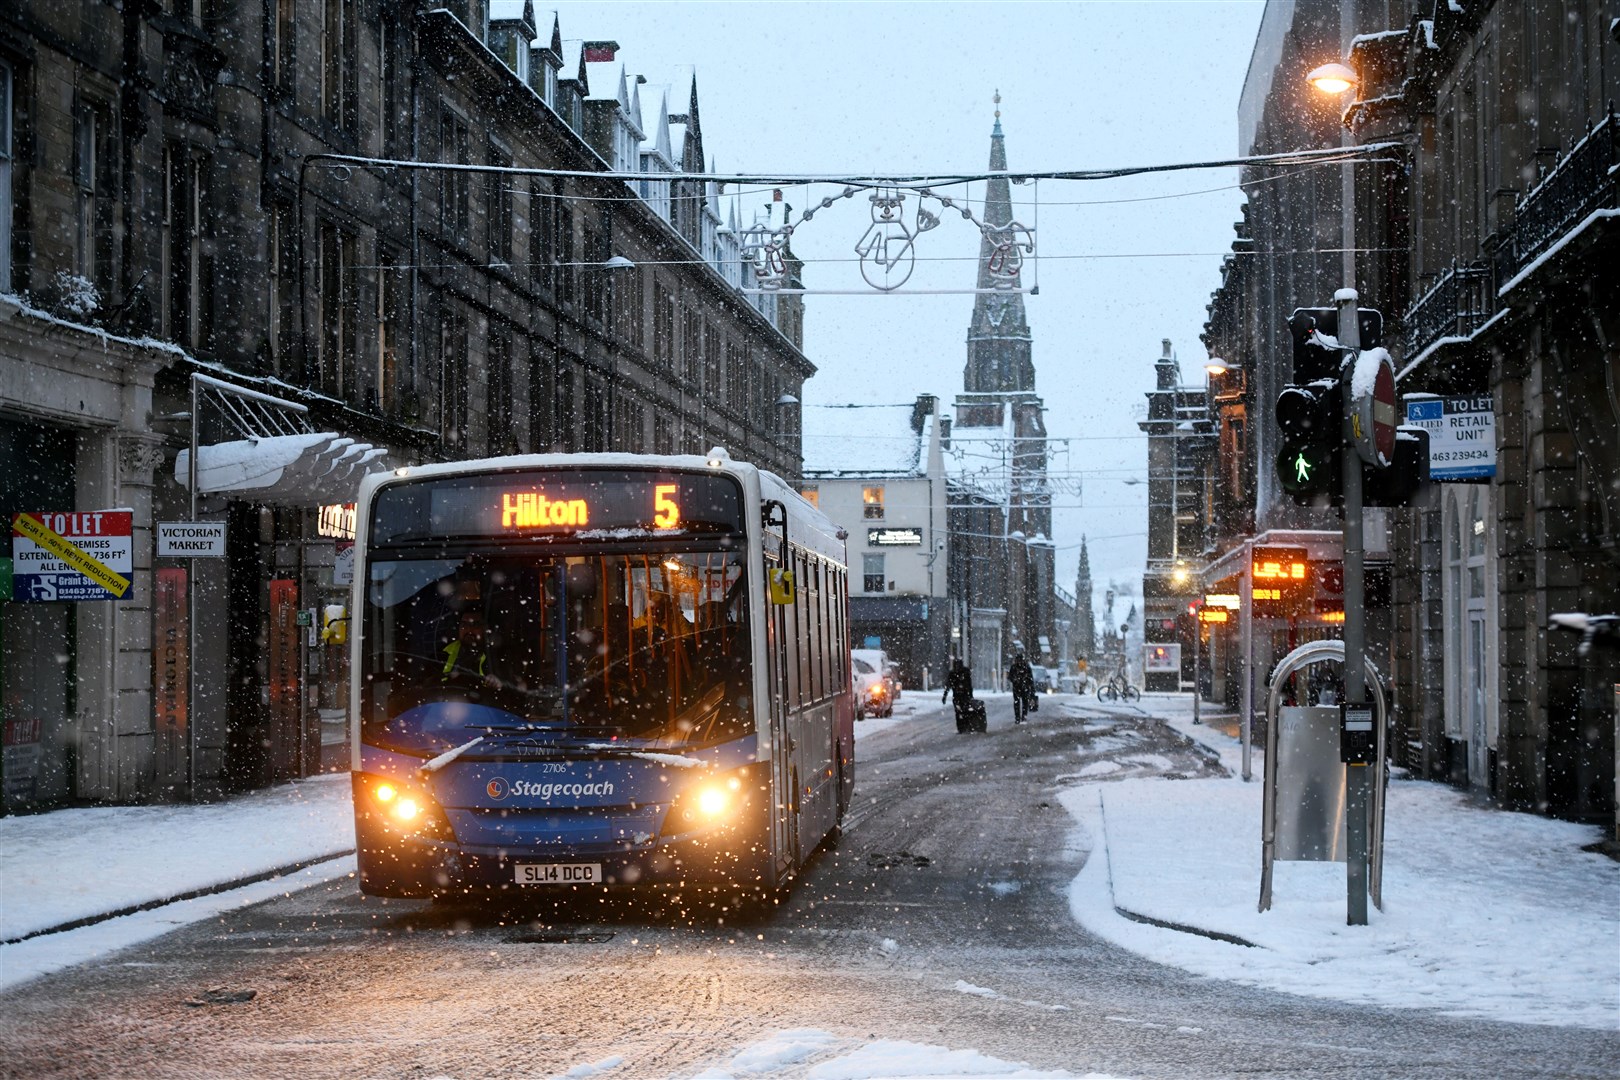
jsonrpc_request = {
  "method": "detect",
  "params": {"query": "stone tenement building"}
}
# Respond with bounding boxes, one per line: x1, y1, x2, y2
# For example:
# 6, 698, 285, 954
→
1201, 0, 1619, 838
0, 0, 812, 811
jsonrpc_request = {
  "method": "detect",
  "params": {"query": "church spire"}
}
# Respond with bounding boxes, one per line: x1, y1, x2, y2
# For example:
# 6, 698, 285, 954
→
964, 91, 1034, 393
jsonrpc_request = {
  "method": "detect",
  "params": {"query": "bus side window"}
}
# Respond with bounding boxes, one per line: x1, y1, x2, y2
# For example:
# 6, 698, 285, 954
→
783, 553, 801, 713
809, 559, 824, 702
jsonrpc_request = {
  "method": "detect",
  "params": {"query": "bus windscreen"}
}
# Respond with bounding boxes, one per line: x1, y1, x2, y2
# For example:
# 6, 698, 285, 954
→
361, 549, 753, 756
369, 469, 744, 547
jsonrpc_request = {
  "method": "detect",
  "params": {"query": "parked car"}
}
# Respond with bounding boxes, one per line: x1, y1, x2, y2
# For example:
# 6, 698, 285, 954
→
851, 656, 891, 719
1029, 664, 1052, 693
884, 660, 904, 700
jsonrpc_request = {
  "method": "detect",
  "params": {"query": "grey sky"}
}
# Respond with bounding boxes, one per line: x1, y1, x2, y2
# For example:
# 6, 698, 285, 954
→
553, 0, 1268, 606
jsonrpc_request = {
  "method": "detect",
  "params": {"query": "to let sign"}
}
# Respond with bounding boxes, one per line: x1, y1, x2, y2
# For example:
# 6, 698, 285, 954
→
157, 521, 227, 558
1404, 394, 1495, 480
11, 511, 133, 601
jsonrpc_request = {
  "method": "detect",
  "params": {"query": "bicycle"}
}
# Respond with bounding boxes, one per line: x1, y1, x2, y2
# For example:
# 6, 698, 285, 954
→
1096, 672, 1141, 703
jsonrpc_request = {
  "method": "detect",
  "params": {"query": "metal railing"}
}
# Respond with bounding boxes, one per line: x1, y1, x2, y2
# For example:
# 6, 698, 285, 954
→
1495, 105, 1619, 288
1403, 262, 1493, 358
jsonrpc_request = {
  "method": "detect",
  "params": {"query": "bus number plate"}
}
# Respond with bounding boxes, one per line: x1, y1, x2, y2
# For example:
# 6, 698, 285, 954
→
515, 863, 602, 885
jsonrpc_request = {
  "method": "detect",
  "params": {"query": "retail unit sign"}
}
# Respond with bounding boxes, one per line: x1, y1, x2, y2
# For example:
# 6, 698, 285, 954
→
10, 511, 133, 601
157, 521, 227, 558
1404, 394, 1495, 480
867, 527, 923, 546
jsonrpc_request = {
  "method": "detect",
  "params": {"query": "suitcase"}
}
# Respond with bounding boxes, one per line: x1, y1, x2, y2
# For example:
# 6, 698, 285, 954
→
967, 698, 987, 733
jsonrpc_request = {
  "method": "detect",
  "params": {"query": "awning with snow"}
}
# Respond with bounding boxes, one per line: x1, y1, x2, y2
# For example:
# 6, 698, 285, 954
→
175, 432, 391, 507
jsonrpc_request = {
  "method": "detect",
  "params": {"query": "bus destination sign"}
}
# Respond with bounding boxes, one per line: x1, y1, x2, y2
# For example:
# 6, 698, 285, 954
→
371, 469, 742, 546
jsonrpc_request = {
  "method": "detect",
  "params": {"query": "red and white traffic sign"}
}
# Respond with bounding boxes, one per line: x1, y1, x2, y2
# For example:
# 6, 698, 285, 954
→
1349, 348, 1398, 467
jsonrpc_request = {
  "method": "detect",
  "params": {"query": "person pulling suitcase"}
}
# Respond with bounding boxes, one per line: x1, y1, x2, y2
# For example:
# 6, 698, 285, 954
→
943, 658, 975, 733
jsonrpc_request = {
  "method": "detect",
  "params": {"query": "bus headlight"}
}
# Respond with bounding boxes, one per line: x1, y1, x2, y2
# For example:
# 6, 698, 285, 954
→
665, 772, 751, 834
354, 773, 456, 841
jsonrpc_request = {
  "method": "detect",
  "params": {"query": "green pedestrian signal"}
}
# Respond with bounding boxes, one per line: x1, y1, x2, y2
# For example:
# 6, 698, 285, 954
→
1276, 441, 1337, 500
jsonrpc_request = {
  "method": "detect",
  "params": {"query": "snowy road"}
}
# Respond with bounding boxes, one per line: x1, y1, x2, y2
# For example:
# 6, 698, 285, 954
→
0, 696, 1613, 1079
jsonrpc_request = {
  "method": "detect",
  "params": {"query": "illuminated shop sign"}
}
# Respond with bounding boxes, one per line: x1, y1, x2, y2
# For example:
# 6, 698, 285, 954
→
867, 527, 923, 547
318, 503, 357, 540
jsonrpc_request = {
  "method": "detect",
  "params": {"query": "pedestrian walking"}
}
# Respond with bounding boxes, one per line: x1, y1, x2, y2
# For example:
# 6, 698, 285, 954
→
943, 658, 977, 733
1008, 651, 1035, 724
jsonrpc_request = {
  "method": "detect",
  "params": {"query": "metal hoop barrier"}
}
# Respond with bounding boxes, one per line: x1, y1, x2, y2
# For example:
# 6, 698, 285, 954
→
1258, 639, 1389, 914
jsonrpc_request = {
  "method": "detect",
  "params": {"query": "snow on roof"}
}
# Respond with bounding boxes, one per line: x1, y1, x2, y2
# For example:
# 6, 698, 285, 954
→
584, 59, 625, 103
638, 84, 671, 155
488, 0, 533, 26
558, 39, 585, 82
802, 404, 930, 478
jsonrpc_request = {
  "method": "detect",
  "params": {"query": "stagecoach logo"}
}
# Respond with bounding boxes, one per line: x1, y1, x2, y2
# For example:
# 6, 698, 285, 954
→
484, 776, 617, 801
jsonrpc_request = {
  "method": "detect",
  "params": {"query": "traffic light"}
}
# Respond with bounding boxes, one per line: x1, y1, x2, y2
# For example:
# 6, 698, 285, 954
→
1275, 377, 1343, 502
1289, 306, 1383, 380
1364, 425, 1431, 507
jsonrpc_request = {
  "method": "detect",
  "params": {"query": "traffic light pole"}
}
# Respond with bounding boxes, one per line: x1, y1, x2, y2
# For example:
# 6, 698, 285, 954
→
1337, 289, 1371, 927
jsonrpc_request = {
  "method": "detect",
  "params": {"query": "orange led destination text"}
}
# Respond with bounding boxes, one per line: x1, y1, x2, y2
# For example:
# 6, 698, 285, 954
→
502, 492, 589, 528
1253, 559, 1307, 580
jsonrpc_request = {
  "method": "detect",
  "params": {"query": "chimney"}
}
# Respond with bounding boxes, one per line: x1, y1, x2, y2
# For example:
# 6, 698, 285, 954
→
583, 41, 619, 62
910, 393, 937, 434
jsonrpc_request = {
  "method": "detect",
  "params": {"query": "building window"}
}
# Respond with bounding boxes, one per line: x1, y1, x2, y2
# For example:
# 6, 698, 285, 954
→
162, 146, 212, 352
617, 268, 644, 349
681, 307, 702, 384
0, 60, 11, 293
439, 302, 468, 447
317, 222, 357, 401
654, 413, 674, 455
488, 142, 513, 267
73, 98, 116, 298
583, 372, 608, 452
321, 0, 357, 133
439, 108, 470, 242
801, 486, 818, 508
376, 245, 406, 414
653, 281, 674, 370
531, 182, 552, 290
556, 205, 575, 305
487, 324, 514, 455
863, 486, 885, 519
863, 553, 885, 594
273, 0, 296, 97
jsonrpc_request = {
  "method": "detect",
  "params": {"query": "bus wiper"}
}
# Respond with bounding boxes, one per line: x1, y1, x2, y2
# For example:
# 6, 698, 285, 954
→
475, 721, 563, 733
419, 736, 484, 774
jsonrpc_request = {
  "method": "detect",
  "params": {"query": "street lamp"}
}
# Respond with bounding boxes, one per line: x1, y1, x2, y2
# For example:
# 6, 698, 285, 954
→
1306, 62, 1357, 96
1309, 56, 1374, 926
1204, 357, 1241, 377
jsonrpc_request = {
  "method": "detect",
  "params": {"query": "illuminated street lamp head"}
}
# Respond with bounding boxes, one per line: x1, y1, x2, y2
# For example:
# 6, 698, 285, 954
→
1307, 62, 1357, 95
1172, 563, 1190, 586
1204, 358, 1239, 377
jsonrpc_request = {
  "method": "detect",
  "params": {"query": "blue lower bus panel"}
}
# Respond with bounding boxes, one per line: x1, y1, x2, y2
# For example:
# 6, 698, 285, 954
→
353, 738, 774, 897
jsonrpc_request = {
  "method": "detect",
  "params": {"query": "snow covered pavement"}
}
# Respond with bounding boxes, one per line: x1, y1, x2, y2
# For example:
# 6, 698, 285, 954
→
1063, 692, 1620, 1030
